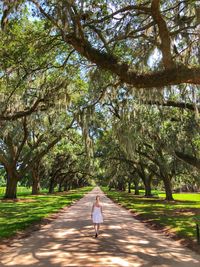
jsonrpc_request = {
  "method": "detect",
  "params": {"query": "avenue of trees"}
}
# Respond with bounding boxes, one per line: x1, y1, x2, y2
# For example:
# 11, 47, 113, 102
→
0, 0, 200, 200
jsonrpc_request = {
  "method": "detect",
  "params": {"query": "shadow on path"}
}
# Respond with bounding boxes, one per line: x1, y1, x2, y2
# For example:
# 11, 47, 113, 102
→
0, 187, 200, 267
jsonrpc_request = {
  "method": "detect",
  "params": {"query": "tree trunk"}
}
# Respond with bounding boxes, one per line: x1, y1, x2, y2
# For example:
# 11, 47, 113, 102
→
64, 183, 68, 191
31, 167, 40, 195
128, 181, 131, 193
137, 166, 152, 197
162, 174, 174, 201
144, 178, 152, 197
133, 180, 140, 195
49, 177, 55, 193
140, 175, 152, 197
118, 181, 125, 191
32, 179, 40, 195
58, 182, 63, 192
5, 170, 18, 199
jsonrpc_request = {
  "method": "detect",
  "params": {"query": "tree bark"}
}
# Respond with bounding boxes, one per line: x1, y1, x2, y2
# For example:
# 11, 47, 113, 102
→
64, 183, 68, 191
162, 174, 174, 201
31, 166, 40, 195
118, 181, 125, 191
144, 180, 152, 197
144, 175, 153, 197
58, 182, 63, 192
64, 34, 200, 88
143, 100, 200, 112
49, 177, 55, 193
175, 151, 200, 169
133, 180, 140, 195
128, 181, 131, 193
138, 171, 152, 197
151, 0, 174, 69
32, 178, 40, 195
5, 170, 18, 199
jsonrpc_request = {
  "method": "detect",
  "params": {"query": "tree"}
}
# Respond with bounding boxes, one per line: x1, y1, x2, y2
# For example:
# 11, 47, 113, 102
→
46, 131, 92, 193
2, 0, 199, 89
93, 88, 200, 199
0, 111, 74, 198
0, 14, 89, 198
1, 0, 200, 199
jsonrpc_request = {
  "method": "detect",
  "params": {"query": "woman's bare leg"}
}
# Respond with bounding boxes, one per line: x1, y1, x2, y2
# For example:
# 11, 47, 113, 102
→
94, 224, 98, 234
97, 224, 100, 234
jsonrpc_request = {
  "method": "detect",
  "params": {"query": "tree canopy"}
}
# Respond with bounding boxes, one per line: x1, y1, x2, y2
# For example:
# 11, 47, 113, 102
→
2, 0, 200, 87
0, 0, 200, 200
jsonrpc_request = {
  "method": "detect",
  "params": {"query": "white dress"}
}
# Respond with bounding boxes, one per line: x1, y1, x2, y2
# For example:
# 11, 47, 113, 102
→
92, 206, 103, 224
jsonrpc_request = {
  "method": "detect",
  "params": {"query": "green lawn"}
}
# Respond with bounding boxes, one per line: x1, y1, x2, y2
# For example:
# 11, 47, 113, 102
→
0, 186, 29, 196
102, 187, 200, 241
0, 186, 93, 239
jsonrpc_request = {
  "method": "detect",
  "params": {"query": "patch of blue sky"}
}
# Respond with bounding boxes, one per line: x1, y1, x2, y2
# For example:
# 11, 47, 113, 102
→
147, 47, 162, 68
25, 1, 41, 21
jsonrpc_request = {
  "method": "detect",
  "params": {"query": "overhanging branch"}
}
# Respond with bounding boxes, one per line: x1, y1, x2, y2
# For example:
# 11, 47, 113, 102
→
142, 100, 200, 111
64, 34, 200, 88
31, 0, 200, 89
175, 151, 200, 169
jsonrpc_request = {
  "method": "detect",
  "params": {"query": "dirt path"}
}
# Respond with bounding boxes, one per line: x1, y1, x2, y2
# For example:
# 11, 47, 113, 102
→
0, 187, 200, 267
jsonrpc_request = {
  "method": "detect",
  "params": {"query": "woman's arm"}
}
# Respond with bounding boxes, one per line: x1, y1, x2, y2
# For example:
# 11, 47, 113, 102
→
91, 204, 94, 218
101, 206, 103, 218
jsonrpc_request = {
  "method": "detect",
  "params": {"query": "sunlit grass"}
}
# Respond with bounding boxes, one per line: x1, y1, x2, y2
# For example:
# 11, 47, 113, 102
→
102, 187, 200, 241
0, 186, 93, 239
0, 187, 49, 197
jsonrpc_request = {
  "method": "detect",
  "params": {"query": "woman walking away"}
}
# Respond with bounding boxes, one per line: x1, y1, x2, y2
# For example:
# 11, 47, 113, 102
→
91, 195, 103, 238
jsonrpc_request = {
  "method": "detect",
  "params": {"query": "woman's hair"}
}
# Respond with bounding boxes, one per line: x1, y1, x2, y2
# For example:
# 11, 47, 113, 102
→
96, 195, 100, 201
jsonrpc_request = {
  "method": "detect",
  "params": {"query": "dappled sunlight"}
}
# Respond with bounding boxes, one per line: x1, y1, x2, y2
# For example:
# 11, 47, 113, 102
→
108, 225, 122, 229
0, 187, 200, 267
110, 257, 134, 267
51, 227, 77, 238
137, 239, 150, 244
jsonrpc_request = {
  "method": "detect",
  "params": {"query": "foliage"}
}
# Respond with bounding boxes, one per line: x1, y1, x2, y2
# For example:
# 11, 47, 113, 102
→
93, 90, 200, 200
0, 1, 200, 201
0, 12, 93, 198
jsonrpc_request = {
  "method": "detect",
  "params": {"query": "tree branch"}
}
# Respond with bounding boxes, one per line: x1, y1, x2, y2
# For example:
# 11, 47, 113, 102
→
16, 117, 29, 160
64, 34, 200, 88
151, 0, 174, 69
84, 4, 151, 26
175, 151, 200, 169
0, 98, 45, 121
31, 0, 200, 88
141, 100, 200, 111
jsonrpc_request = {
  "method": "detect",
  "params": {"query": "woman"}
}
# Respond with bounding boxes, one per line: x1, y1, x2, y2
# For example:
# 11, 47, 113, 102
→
91, 195, 103, 238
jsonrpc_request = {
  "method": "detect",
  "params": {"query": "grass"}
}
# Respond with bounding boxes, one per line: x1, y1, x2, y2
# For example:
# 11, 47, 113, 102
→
0, 186, 93, 239
102, 187, 200, 242
0, 186, 30, 196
